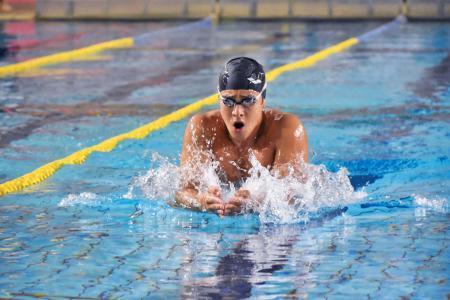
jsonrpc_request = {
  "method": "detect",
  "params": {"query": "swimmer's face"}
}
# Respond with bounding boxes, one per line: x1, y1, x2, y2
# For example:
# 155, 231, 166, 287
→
219, 89, 265, 143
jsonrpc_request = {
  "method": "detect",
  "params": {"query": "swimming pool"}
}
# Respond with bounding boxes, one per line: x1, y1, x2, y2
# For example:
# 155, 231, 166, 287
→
0, 19, 449, 298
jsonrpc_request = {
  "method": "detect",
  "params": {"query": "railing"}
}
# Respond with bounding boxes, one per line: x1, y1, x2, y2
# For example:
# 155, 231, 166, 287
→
35, 0, 450, 20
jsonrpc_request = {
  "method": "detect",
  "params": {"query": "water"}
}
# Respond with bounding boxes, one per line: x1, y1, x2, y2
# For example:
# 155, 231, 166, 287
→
128, 152, 364, 224
0, 20, 449, 298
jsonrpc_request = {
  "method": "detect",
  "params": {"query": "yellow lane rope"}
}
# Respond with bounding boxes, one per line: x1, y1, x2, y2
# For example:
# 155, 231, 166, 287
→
0, 38, 133, 78
0, 18, 211, 78
266, 38, 358, 81
0, 37, 359, 197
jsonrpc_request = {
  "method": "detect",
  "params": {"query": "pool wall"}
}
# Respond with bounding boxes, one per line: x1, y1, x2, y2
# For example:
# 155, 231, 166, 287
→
32, 0, 450, 21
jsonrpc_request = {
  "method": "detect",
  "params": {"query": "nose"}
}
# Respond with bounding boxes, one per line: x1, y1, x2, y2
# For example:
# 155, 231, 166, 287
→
232, 104, 244, 118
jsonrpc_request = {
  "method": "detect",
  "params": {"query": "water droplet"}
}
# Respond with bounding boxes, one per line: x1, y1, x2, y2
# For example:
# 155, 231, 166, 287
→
274, 114, 283, 121
294, 125, 303, 138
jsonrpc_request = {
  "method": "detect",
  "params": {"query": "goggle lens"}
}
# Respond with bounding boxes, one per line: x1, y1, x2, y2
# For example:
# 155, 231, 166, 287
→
217, 82, 267, 108
220, 96, 257, 107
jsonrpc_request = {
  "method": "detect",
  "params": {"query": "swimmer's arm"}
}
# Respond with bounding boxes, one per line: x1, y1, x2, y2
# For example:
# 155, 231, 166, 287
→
174, 188, 202, 210
272, 113, 308, 178
180, 114, 208, 166
177, 115, 207, 209
175, 186, 225, 215
177, 115, 224, 214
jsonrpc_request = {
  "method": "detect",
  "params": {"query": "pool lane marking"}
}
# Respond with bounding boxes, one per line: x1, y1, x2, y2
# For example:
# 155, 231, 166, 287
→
358, 15, 405, 42
0, 38, 134, 78
267, 15, 404, 81
0, 18, 403, 197
266, 38, 358, 81
0, 18, 212, 78
0, 94, 218, 196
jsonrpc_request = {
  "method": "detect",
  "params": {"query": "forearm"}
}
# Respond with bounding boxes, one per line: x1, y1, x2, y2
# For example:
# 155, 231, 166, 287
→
272, 163, 307, 182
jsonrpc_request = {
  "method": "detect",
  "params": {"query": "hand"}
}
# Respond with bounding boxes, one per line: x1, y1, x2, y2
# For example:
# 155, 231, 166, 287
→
224, 189, 250, 215
199, 186, 225, 216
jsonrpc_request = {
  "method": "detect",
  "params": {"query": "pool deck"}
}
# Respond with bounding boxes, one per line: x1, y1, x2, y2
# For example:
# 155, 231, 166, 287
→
0, 0, 35, 21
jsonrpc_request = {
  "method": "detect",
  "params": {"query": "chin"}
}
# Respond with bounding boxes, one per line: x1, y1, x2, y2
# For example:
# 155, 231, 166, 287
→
230, 129, 250, 141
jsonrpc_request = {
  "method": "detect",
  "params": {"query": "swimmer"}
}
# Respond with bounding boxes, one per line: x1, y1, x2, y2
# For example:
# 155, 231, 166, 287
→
175, 57, 308, 216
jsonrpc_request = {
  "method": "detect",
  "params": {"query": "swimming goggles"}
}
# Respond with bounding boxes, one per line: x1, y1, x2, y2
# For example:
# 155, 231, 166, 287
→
218, 83, 267, 108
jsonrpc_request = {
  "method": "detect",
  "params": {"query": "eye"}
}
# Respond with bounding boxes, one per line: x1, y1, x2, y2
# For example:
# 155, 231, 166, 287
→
241, 97, 256, 106
221, 97, 236, 107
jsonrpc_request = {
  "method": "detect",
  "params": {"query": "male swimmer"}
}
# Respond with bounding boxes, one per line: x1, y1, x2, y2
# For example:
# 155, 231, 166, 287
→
175, 57, 308, 216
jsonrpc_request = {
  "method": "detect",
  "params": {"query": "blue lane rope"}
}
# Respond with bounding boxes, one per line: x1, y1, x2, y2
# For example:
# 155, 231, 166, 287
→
134, 18, 212, 46
358, 15, 406, 42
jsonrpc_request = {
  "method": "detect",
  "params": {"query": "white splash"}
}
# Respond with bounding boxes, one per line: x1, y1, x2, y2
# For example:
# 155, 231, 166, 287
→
274, 114, 284, 121
128, 152, 365, 224
240, 155, 364, 223
294, 125, 304, 138
58, 192, 107, 207
413, 194, 448, 213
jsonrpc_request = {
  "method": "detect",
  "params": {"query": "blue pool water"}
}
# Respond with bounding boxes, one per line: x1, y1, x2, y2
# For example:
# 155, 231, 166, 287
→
0, 20, 449, 298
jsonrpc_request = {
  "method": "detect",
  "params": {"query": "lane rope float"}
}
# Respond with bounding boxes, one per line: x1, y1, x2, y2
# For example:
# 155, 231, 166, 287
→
0, 18, 212, 78
0, 38, 134, 78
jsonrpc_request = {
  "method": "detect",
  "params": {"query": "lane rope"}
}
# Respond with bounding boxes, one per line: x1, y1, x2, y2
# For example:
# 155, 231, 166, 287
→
0, 38, 134, 78
0, 17, 404, 197
0, 18, 212, 78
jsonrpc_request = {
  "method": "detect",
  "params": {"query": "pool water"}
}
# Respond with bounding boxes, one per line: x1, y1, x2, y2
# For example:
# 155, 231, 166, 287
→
0, 20, 449, 298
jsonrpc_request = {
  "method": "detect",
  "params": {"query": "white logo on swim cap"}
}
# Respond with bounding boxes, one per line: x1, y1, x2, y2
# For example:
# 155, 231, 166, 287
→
247, 77, 262, 84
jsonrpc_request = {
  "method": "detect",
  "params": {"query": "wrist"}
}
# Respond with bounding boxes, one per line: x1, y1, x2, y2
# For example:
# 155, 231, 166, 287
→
197, 193, 207, 211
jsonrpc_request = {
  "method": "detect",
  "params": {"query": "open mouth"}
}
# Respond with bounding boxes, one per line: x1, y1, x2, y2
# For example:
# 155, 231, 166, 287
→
233, 121, 245, 130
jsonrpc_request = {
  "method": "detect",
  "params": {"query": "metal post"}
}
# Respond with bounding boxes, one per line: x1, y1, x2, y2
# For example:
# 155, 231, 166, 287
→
368, 0, 374, 18
288, 0, 293, 18
327, 0, 333, 18
35, 0, 42, 18
143, 0, 150, 17
438, 0, 444, 18
213, 0, 221, 22
104, 0, 109, 17
182, 0, 188, 18
65, 0, 74, 19
250, 0, 257, 18
401, 0, 408, 17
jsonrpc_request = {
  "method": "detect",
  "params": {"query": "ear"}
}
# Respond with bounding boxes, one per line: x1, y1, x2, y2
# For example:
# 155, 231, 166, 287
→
260, 97, 265, 107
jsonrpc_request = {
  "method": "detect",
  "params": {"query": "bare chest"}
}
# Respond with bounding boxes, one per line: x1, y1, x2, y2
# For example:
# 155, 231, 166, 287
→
213, 143, 275, 182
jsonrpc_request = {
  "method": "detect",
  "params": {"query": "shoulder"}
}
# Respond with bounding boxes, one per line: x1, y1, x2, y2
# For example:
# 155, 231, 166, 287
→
264, 109, 309, 163
186, 110, 223, 138
189, 109, 221, 126
280, 112, 302, 128
264, 109, 304, 135
188, 110, 222, 130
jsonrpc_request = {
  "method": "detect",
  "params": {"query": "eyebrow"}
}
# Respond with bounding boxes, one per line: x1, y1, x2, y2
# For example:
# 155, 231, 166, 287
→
219, 91, 258, 98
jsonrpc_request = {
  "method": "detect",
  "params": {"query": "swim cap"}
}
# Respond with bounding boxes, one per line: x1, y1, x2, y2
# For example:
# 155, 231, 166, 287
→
218, 57, 266, 98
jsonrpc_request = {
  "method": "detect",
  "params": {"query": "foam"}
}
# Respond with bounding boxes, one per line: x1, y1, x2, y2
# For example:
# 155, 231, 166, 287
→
241, 154, 365, 223
127, 152, 366, 224
413, 194, 448, 213
58, 192, 107, 207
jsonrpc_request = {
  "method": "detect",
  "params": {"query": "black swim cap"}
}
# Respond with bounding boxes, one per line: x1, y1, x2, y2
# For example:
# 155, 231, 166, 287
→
218, 57, 266, 98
